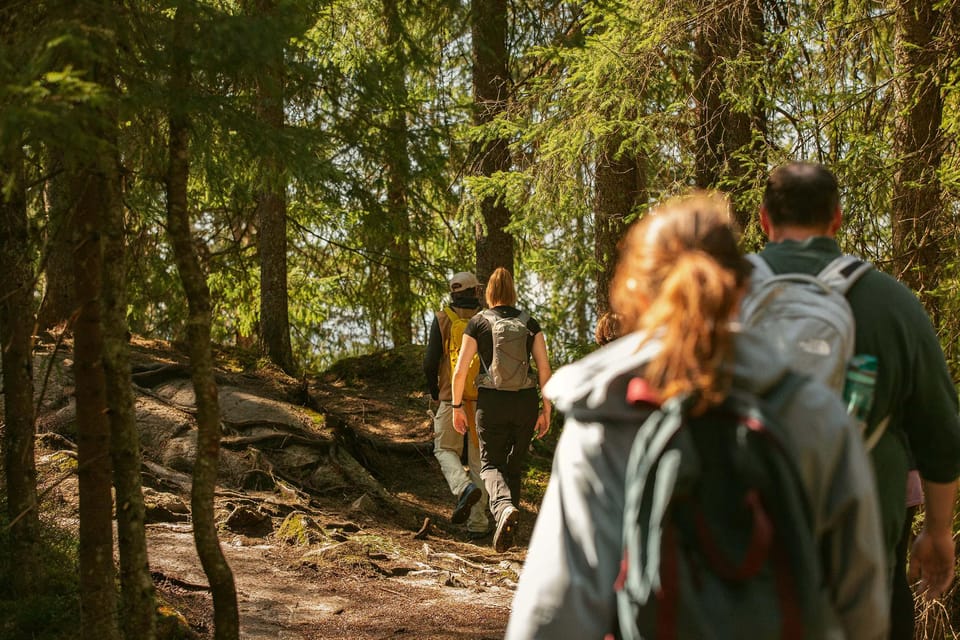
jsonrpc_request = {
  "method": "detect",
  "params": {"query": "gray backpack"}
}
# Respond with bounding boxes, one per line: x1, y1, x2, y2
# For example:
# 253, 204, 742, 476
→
741, 254, 871, 390
740, 254, 888, 450
476, 309, 536, 391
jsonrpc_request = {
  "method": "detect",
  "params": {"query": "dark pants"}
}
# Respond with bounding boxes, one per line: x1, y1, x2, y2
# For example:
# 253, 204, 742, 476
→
891, 505, 919, 640
476, 386, 539, 523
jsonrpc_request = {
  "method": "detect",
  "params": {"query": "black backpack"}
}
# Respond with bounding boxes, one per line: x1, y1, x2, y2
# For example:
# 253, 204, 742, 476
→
614, 373, 826, 640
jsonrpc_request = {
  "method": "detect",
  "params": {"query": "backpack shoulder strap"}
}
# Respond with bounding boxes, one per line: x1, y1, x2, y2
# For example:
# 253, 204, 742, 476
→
620, 393, 695, 605
746, 253, 775, 281
816, 255, 873, 295
517, 310, 532, 331
864, 415, 890, 452
759, 371, 808, 415
437, 307, 453, 349
442, 305, 459, 324
477, 309, 497, 374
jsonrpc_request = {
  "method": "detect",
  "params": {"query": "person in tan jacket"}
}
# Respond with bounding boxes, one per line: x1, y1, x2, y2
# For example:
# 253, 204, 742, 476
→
423, 272, 489, 538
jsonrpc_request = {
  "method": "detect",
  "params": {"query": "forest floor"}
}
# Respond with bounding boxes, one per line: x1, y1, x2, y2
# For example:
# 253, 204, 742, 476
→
19, 334, 960, 640
28, 336, 557, 640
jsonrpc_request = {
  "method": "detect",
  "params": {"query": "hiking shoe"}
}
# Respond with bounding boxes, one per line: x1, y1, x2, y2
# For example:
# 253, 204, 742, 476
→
493, 506, 519, 553
452, 482, 482, 524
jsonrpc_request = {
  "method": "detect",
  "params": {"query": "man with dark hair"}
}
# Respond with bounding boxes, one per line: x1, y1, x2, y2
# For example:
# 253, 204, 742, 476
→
755, 161, 960, 638
423, 272, 490, 539
761, 161, 841, 227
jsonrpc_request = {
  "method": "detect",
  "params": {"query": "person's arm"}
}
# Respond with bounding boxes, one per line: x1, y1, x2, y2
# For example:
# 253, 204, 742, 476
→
423, 317, 443, 401
531, 332, 552, 438
909, 479, 958, 599
451, 334, 477, 435
506, 418, 634, 639
881, 283, 960, 599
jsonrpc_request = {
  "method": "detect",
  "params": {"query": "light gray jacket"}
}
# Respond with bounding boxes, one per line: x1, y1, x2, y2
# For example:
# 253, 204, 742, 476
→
506, 328, 889, 640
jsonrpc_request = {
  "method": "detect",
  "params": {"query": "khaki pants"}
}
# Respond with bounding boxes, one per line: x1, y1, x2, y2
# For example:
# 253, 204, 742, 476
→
433, 400, 489, 533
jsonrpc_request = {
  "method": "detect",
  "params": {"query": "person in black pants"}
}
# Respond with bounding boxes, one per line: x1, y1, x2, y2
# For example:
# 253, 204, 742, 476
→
450, 267, 552, 553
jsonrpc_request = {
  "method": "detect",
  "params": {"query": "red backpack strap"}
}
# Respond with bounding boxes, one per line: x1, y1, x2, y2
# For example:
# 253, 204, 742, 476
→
693, 489, 773, 581
626, 378, 661, 406
772, 542, 803, 640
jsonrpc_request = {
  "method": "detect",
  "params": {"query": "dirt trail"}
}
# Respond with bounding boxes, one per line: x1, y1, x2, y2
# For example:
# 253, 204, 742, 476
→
147, 520, 516, 639
31, 339, 544, 639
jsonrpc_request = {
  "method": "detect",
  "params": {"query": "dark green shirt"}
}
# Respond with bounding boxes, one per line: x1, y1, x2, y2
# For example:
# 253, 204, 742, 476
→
758, 237, 960, 556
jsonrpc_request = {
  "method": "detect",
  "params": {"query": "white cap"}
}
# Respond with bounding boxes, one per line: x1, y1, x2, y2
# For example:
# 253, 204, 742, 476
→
449, 272, 480, 293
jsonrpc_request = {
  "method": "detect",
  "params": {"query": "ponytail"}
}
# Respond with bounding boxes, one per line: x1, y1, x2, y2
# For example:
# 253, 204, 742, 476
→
639, 250, 739, 410
610, 192, 750, 413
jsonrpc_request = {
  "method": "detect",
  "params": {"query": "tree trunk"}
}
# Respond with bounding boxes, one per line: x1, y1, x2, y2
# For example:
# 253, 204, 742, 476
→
68, 3, 122, 637
594, 135, 643, 313
891, 0, 945, 321
383, 0, 413, 347
251, 0, 296, 376
256, 182, 294, 374
37, 154, 77, 334
71, 159, 121, 640
692, 0, 766, 233
0, 148, 42, 596
574, 212, 589, 343
692, 4, 723, 189
99, 90, 156, 640
471, 0, 514, 281
166, 10, 240, 637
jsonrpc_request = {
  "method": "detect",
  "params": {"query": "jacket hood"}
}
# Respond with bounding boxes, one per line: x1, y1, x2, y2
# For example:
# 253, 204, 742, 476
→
544, 326, 793, 419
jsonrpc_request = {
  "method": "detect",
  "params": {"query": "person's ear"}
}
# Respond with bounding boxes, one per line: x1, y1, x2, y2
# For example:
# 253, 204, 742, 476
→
759, 206, 774, 239
827, 206, 842, 236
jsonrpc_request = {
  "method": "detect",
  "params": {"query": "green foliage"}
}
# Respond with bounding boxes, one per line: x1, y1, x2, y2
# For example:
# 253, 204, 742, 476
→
7, 1, 960, 636
276, 512, 329, 546
7, 0, 960, 384
0, 509, 80, 640
320, 343, 426, 392
521, 464, 552, 512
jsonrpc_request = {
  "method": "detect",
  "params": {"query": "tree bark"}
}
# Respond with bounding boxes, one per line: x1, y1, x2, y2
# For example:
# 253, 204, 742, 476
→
251, 0, 296, 376
692, 0, 766, 233
382, 0, 413, 347
575, 213, 589, 343
891, 0, 945, 322
471, 0, 514, 281
166, 10, 240, 637
256, 178, 294, 374
594, 136, 643, 313
0, 147, 42, 596
71, 156, 121, 640
67, 3, 122, 637
100, 84, 156, 640
37, 154, 77, 334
